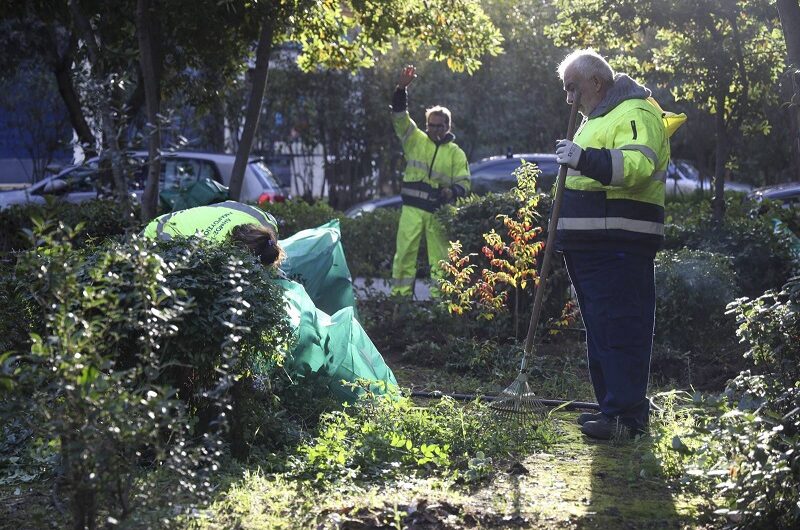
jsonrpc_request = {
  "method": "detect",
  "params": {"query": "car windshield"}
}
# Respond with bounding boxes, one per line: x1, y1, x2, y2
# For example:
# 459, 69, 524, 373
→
675, 160, 700, 180
249, 161, 281, 190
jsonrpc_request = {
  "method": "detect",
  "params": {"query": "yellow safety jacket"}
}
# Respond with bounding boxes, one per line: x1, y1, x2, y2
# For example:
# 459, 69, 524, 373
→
556, 97, 672, 255
142, 200, 278, 241
392, 111, 470, 212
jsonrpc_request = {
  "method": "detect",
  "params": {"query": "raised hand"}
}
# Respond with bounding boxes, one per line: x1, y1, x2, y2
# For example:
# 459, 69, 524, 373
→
397, 65, 417, 88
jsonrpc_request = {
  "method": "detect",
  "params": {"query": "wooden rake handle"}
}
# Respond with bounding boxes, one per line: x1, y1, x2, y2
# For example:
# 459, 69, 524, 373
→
520, 93, 582, 370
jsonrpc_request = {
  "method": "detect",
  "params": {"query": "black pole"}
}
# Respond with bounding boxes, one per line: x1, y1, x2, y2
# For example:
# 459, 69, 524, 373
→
409, 390, 600, 411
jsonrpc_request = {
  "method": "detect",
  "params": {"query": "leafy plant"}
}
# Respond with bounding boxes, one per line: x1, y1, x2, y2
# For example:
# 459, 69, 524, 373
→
260, 199, 338, 237
726, 276, 800, 384
3, 223, 204, 527
664, 195, 795, 297
291, 392, 556, 484
439, 162, 548, 337
0, 198, 136, 253
1, 219, 296, 526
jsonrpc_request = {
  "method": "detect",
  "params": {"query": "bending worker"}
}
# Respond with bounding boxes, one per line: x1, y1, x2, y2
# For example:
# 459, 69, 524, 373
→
143, 200, 398, 402
553, 49, 683, 440
390, 64, 470, 296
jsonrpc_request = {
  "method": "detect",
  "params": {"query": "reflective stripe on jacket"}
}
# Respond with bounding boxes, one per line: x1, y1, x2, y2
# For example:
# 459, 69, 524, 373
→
392, 111, 470, 212
556, 98, 669, 255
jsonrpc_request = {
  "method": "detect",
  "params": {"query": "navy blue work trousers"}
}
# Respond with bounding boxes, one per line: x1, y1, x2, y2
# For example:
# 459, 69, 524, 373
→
563, 249, 655, 430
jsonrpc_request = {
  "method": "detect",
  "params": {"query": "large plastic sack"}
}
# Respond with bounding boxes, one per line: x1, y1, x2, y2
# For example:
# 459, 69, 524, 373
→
278, 278, 397, 402
279, 219, 356, 316
159, 177, 230, 213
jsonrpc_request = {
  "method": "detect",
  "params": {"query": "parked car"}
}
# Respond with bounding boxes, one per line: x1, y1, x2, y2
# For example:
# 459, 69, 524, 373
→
343, 155, 752, 218
344, 194, 403, 218
747, 181, 800, 209
0, 151, 287, 210
470, 153, 560, 194
665, 159, 752, 196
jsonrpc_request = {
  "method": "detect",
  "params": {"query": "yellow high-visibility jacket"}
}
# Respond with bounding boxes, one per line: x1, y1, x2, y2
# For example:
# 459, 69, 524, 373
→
556, 96, 671, 255
392, 111, 470, 212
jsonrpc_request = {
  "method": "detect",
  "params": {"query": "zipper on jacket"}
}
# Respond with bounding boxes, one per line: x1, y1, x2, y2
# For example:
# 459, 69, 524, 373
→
428, 144, 441, 180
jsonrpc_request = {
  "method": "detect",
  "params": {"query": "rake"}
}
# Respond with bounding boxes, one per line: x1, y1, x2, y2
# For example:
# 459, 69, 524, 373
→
490, 93, 583, 423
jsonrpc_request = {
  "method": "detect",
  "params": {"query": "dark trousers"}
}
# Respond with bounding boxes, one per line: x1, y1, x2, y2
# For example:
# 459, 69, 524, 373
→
563, 250, 655, 430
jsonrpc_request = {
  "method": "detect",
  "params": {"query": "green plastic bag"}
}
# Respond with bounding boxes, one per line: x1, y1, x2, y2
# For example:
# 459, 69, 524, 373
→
278, 278, 397, 402
280, 219, 356, 316
159, 178, 229, 213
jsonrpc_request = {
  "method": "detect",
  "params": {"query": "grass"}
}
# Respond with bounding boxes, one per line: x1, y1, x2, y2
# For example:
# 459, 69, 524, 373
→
1, 335, 718, 529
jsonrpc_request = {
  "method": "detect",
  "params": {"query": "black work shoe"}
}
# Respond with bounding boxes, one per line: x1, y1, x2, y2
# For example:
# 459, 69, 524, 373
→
576, 411, 603, 426
581, 416, 632, 441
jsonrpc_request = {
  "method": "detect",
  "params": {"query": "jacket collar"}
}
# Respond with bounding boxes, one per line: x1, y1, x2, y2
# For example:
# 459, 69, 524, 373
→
434, 132, 456, 146
589, 74, 651, 118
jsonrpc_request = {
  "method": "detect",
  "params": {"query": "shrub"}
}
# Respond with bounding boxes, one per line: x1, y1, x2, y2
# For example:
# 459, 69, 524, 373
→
676, 276, 800, 528
260, 199, 338, 237
0, 198, 136, 253
726, 275, 800, 385
2, 229, 205, 527
1, 225, 295, 526
664, 196, 794, 297
340, 208, 400, 278
686, 374, 800, 529
655, 249, 739, 351
0, 259, 40, 356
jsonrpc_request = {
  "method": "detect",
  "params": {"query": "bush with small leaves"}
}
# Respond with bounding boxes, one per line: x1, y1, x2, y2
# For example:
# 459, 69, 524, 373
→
260, 198, 338, 236
664, 195, 794, 297
0, 198, 136, 253
1, 221, 295, 527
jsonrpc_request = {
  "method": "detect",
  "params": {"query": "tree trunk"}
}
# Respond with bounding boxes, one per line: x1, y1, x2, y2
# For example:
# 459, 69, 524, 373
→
229, 21, 274, 201
47, 30, 97, 159
777, 0, 800, 181
137, 0, 163, 222
711, 93, 728, 223
68, 0, 131, 219
208, 91, 226, 152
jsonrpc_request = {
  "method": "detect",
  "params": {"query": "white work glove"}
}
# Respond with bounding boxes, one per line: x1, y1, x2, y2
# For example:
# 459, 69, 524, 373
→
555, 139, 583, 169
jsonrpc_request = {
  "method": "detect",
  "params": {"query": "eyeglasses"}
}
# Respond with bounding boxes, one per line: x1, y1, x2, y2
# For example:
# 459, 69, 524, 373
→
426, 123, 447, 130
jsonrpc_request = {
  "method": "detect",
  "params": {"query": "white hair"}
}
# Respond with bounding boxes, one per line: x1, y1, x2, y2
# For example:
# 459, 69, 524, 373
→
557, 49, 614, 85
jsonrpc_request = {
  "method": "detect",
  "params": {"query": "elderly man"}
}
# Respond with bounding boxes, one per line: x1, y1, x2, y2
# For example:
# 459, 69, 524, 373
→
390, 65, 471, 297
554, 49, 675, 440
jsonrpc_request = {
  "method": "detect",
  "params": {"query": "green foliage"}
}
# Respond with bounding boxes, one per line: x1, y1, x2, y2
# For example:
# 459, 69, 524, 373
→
295, 0, 503, 74
291, 393, 556, 484
654, 248, 739, 353
0, 221, 295, 526
0, 260, 40, 357
3, 226, 204, 527
0, 199, 136, 253
340, 209, 401, 278
260, 199, 338, 238
683, 375, 800, 529
726, 276, 800, 384
668, 276, 800, 528
664, 195, 795, 297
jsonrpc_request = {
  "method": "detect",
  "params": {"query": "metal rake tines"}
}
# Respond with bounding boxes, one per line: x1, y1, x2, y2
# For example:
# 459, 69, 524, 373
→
489, 378, 547, 420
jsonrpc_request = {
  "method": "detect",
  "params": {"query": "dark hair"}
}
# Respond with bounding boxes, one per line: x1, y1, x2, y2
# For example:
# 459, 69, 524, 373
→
229, 224, 285, 267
